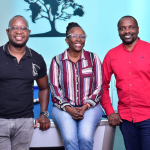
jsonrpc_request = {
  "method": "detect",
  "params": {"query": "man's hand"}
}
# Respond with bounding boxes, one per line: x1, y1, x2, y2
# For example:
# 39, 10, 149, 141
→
34, 115, 50, 130
36, 75, 50, 130
107, 113, 123, 126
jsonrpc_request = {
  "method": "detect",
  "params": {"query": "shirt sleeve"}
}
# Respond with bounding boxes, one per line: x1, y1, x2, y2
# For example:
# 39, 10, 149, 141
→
49, 57, 71, 111
100, 52, 115, 115
37, 55, 47, 79
84, 54, 104, 107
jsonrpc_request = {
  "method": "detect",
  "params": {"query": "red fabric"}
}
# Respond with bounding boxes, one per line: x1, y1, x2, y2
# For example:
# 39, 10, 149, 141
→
101, 38, 150, 123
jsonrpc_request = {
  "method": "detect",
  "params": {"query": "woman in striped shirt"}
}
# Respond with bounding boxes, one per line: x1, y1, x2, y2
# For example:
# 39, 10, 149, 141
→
49, 22, 104, 150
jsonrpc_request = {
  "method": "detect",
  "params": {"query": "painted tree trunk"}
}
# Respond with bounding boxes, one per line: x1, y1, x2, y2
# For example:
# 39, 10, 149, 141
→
30, 15, 65, 37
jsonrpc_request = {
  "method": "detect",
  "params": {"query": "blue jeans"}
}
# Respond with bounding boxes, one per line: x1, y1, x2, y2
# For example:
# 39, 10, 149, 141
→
120, 119, 150, 150
51, 103, 102, 150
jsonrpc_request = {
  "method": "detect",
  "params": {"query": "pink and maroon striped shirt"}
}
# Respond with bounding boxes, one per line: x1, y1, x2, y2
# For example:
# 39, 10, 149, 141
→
49, 49, 104, 111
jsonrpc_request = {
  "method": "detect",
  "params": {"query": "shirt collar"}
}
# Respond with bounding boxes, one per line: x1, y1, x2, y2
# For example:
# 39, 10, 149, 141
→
25, 47, 32, 57
3, 42, 32, 57
122, 37, 141, 52
61, 49, 86, 61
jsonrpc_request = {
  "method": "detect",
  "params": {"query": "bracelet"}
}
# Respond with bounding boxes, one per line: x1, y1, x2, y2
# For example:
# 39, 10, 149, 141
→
83, 103, 91, 108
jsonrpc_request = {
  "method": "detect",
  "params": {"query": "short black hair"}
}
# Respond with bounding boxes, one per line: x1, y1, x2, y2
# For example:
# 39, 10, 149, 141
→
8, 15, 29, 28
66, 22, 84, 37
117, 15, 138, 29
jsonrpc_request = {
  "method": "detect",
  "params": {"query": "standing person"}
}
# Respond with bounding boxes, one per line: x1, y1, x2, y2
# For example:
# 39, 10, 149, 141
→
0, 15, 50, 150
101, 15, 150, 150
49, 22, 104, 150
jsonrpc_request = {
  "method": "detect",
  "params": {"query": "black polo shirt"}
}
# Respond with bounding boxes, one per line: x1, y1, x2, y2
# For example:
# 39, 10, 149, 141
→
0, 42, 47, 119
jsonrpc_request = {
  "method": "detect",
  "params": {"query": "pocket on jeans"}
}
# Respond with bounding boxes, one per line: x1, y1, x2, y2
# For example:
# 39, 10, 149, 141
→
17, 118, 34, 144
0, 119, 9, 137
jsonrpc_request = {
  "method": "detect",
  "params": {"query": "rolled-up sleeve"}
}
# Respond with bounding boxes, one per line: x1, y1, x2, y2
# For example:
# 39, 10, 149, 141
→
49, 58, 71, 111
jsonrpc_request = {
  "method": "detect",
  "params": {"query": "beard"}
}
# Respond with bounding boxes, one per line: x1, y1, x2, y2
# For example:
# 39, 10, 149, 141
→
9, 38, 27, 48
121, 33, 136, 45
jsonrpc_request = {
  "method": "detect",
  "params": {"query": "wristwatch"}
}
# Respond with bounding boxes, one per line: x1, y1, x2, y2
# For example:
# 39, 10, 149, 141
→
40, 111, 49, 118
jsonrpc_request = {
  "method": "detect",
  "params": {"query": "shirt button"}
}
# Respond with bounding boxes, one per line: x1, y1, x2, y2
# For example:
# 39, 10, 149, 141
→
129, 73, 131, 75
130, 84, 132, 86
129, 52, 131, 54
77, 90, 78, 92
131, 107, 133, 109
77, 97, 78, 99
129, 62, 131, 63
130, 95, 132, 97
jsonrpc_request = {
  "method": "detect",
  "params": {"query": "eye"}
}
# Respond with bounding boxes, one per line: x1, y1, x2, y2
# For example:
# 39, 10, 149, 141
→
11, 26, 18, 30
80, 34, 86, 39
21, 26, 28, 31
119, 27, 125, 31
71, 33, 78, 38
129, 26, 135, 30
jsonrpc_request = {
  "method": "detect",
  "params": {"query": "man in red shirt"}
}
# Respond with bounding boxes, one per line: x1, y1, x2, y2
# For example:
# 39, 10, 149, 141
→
101, 15, 150, 150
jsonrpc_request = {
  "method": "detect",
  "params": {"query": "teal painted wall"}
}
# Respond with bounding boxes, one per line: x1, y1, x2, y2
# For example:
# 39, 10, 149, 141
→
1, 0, 150, 110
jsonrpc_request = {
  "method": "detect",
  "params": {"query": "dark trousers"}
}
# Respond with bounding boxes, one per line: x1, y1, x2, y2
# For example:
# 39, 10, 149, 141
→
120, 119, 150, 150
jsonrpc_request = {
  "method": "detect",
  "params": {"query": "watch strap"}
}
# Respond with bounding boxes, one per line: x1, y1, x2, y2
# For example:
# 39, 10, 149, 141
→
40, 111, 49, 117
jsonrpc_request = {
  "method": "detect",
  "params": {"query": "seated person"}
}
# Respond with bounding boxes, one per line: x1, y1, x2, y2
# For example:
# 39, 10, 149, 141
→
49, 22, 104, 150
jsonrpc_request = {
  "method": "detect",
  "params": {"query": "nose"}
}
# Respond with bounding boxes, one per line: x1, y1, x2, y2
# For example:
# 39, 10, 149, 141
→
76, 35, 81, 41
124, 27, 131, 33
15, 27, 22, 33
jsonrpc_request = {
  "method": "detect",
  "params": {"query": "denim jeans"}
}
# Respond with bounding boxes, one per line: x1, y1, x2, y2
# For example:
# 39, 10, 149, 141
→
0, 118, 34, 150
51, 103, 102, 150
120, 119, 150, 150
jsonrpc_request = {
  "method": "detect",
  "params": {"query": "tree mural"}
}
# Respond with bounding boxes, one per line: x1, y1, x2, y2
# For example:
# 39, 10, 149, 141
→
24, 0, 84, 37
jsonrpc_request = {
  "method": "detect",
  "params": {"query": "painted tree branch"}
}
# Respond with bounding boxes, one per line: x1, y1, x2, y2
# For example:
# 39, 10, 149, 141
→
37, 0, 49, 12
36, 14, 49, 20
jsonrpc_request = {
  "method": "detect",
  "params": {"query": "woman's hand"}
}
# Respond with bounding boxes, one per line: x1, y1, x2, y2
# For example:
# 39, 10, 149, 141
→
76, 105, 88, 119
65, 106, 83, 120
65, 105, 88, 120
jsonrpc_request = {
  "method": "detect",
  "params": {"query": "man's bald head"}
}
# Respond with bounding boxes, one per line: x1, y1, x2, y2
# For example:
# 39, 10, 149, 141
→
8, 15, 29, 28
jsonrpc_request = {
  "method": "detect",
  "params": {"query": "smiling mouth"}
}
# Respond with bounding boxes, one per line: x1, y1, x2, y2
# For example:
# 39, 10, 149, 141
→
75, 43, 82, 47
123, 34, 134, 39
124, 35, 131, 38
15, 36, 23, 41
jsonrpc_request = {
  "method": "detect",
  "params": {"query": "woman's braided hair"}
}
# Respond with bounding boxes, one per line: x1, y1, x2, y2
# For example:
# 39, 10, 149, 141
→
66, 22, 82, 37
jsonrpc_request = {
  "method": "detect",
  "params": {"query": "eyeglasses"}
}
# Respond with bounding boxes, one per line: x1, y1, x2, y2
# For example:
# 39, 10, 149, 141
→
8, 26, 29, 32
67, 33, 87, 40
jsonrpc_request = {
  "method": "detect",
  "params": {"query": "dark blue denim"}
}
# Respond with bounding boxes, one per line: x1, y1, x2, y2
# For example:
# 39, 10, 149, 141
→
120, 119, 150, 150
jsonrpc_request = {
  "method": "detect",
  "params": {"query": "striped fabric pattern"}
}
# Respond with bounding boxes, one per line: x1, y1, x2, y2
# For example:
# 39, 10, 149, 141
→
49, 49, 104, 111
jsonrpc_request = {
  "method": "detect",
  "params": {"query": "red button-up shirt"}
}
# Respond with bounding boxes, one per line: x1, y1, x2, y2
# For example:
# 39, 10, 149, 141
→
49, 49, 104, 111
101, 38, 150, 123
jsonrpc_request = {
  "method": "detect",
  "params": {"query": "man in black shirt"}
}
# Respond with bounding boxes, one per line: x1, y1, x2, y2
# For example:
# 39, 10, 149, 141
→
0, 15, 50, 150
